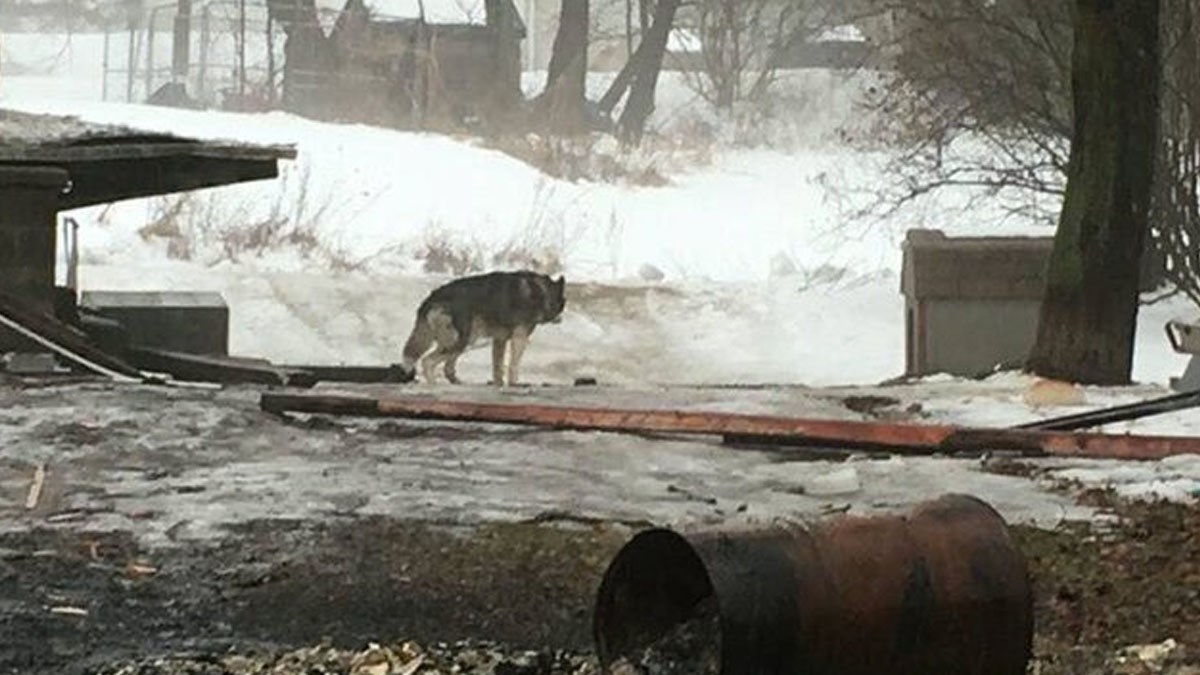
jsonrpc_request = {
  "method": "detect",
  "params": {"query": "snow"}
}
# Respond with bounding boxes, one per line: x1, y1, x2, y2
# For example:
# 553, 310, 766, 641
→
1, 30, 1199, 530
0, 108, 129, 144
668, 29, 701, 54
815, 24, 866, 43
313, 0, 489, 23
0, 382, 1105, 545
0, 95, 1047, 283
1049, 454, 1200, 502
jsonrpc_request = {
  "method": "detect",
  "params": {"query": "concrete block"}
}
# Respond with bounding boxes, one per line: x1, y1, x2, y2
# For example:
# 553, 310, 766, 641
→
81, 291, 230, 356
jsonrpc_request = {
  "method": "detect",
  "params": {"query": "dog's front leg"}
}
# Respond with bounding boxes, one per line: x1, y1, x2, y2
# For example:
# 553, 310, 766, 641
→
491, 338, 507, 386
507, 327, 530, 387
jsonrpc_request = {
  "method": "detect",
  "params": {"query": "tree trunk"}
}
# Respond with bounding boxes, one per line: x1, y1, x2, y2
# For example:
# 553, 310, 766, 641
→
1026, 0, 1161, 385
484, 0, 522, 125
625, 0, 633, 57
616, 0, 677, 144
597, 30, 645, 115
540, 0, 589, 134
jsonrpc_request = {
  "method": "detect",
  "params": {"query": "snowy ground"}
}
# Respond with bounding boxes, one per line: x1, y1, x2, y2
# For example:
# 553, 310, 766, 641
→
3, 44, 1196, 387
2, 378, 1199, 554
2, 32, 1199, 525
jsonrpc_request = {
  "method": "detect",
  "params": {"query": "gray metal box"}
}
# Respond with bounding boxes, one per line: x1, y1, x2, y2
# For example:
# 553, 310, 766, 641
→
81, 291, 229, 356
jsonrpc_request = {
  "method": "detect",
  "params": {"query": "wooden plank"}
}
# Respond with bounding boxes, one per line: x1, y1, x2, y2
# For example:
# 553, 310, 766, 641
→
281, 364, 415, 384
25, 463, 46, 510
128, 347, 316, 387
258, 392, 1200, 461
0, 291, 143, 380
0, 142, 296, 163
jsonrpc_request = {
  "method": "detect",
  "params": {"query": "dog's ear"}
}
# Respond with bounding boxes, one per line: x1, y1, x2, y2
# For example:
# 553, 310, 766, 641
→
554, 275, 565, 288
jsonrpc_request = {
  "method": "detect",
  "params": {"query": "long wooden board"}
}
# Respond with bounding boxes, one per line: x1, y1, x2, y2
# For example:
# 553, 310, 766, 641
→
259, 392, 1200, 461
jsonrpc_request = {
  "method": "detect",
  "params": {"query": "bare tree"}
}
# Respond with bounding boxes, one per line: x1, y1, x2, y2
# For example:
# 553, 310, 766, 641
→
860, 0, 1200, 304
484, 0, 523, 124
678, 0, 837, 109
856, 0, 1073, 223
1146, 0, 1200, 306
538, 0, 590, 134
612, 0, 679, 144
1027, 0, 1161, 385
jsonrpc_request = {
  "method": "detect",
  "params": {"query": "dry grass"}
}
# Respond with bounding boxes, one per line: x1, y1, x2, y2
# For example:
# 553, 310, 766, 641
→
137, 165, 366, 272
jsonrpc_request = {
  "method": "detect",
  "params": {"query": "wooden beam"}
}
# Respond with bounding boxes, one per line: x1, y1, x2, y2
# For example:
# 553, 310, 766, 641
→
58, 154, 283, 208
258, 392, 1200, 460
127, 347, 317, 387
0, 290, 143, 380
279, 364, 415, 384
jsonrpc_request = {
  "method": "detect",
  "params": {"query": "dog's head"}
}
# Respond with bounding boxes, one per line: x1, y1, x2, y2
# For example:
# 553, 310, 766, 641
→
542, 275, 567, 324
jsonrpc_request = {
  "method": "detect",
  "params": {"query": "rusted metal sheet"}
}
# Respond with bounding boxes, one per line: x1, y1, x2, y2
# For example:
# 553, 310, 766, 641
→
593, 494, 1032, 675
259, 392, 1200, 460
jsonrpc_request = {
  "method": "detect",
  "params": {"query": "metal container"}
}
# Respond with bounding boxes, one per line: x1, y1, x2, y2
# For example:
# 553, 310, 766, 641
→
593, 494, 1032, 675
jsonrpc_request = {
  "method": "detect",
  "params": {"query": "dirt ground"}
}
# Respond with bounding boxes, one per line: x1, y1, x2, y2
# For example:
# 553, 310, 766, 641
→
4, 496, 1199, 675
1, 378, 1198, 674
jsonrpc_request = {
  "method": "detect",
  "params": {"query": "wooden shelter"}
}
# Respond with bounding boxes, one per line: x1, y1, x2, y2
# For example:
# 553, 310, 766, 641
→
0, 109, 294, 351
268, 0, 526, 127
901, 228, 1053, 378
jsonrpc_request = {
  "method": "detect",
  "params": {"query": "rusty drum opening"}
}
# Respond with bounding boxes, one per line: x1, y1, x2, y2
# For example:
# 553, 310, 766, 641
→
593, 494, 1033, 675
592, 529, 721, 673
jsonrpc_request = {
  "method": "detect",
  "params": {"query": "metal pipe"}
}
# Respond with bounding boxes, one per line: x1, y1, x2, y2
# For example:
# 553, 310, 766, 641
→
145, 5, 158, 99
238, 0, 246, 100
62, 217, 79, 292
126, 21, 137, 102
102, 28, 111, 100
198, 3, 209, 102
526, 0, 536, 70
266, 13, 276, 104
593, 494, 1033, 675
172, 0, 192, 82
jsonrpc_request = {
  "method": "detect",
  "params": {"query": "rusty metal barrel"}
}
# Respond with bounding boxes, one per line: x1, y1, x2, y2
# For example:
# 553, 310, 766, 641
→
592, 494, 1032, 675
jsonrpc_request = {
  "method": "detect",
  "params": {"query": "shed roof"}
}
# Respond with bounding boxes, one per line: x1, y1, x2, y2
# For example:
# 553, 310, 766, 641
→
0, 109, 296, 208
900, 228, 1054, 301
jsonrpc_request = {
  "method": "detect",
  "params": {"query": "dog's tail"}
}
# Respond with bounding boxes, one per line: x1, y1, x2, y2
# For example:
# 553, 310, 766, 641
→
400, 309, 434, 376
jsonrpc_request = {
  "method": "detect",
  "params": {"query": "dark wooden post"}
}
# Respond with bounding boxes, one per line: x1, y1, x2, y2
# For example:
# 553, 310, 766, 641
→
0, 167, 70, 350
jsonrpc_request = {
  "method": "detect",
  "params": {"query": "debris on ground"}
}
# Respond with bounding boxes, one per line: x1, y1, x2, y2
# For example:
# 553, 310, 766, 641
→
608, 596, 720, 675
1023, 379, 1087, 408
840, 394, 903, 418
90, 641, 599, 675
25, 462, 46, 510
1018, 492, 1200, 674
1109, 638, 1200, 674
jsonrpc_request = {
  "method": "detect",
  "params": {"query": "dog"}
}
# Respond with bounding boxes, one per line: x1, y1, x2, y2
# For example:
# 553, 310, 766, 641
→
400, 271, 566, 386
